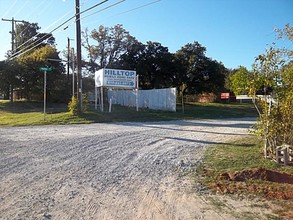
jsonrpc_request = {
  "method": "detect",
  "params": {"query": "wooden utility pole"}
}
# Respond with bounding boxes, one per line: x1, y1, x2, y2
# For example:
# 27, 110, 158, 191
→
67, 37, 70, 99
2, 17, 25, 102
75, 0, 82, 114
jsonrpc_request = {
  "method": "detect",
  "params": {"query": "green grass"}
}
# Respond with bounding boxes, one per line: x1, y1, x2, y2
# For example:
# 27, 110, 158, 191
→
196, 136, 293, 220
0, 100, 258, 126
197, 136, 293, 184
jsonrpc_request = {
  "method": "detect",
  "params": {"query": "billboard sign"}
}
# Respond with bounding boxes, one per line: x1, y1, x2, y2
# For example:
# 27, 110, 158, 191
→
95, 68, 136, 89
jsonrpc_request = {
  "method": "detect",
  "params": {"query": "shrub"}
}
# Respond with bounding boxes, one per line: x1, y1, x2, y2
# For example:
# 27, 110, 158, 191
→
68, 96, 78, 115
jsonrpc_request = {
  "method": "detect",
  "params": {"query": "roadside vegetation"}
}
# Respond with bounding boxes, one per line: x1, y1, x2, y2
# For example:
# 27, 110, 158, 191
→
196, 136, 293, 219
0, 100, 257, 126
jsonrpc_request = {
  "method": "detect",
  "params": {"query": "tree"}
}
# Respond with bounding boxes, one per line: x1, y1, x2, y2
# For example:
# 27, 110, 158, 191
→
136, 41, 174, 89
0, 60, 21, 99
1, 21, 60, 102
253, 46, 293, 159
229, 66, 253, 95
13, 21, 55, 57
201, 58, 227, 94
82, 24, 139, 72
175, 41, 208, 94
17, 45, 65, 102
229, 25, 293, 160
174, 41, 227, 107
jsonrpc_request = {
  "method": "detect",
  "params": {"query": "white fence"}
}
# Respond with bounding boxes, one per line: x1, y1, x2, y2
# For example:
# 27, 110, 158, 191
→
108, 88, 176, 112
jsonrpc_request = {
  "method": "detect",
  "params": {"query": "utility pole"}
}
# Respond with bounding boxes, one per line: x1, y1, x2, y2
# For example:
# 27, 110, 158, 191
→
2, 17, 26, 102
75, 0, 82, 114
67, 37, 70, 99
71, 48, 75, 97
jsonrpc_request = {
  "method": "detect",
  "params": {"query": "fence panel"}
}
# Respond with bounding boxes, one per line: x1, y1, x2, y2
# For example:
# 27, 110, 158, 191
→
108, 88, 176, 112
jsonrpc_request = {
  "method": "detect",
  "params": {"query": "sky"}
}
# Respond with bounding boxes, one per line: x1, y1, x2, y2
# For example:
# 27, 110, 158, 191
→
0, 0, 292, 70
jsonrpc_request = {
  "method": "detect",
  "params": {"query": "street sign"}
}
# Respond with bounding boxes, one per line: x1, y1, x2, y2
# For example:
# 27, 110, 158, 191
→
39, 67, 52, 72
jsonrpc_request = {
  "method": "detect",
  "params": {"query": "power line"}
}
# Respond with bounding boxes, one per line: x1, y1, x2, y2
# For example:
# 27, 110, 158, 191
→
6, 0, 161, 60
13, 0, 30, 18
83, 0, 161, 27
1, 0, 18, 18
111, 0, 160, 18
82, 0, 125, 20
10, 5, 75, 57
64, 0, 126, 30
8, 0, 109, 60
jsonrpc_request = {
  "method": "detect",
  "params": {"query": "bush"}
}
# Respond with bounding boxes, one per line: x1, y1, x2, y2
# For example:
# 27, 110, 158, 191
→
68, 95, 88, 115
68, 96, 78, 115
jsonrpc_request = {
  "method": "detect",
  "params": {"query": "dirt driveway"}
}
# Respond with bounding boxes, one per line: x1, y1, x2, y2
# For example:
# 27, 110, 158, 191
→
0, 118, 277, 219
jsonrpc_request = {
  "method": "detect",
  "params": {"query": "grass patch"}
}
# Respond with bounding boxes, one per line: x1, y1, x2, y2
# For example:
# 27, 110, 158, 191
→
196, 136, 293, 219
0, 100, 258, 126
198, 136, 293, 184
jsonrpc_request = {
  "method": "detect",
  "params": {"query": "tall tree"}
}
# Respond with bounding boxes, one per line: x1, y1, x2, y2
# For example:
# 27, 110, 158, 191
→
17, 45, 64, 101
229, 25, 293, 160
1, 21, 59, 101
0, 60, 21, 99
13, 21, 55, 57
137, 41, 174, 89
229, 66, 253, 95
82, 24, 139, 72
175, 41, 209, 94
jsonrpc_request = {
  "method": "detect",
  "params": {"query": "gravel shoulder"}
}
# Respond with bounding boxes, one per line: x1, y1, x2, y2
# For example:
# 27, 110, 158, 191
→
0, 118, 276, 219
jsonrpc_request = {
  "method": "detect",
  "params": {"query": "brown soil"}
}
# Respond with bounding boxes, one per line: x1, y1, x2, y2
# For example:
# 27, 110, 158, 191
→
210, 167, 293, 219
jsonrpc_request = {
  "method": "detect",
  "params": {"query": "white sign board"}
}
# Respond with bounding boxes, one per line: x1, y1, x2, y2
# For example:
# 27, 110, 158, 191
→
95, 68, 136, 89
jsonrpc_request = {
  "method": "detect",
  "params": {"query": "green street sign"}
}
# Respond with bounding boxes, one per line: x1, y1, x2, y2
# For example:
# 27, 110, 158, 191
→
39, 67, 52, 72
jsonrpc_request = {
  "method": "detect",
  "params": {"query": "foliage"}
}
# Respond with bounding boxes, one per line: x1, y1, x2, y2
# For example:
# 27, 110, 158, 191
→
68, 95, 88, 116
253, 60, 293, 158
0, 60, 21, 99
250, 27, 293, 158
0, 20, 68, 103
229, 25, 293, 159
135, 41, 174, 89
175, 41, 227, 95
82, 25, 228, 95
229, 66, 253, 95
16, 45, 66, 102
68, 96, 78, 115
82, 24, 139, 72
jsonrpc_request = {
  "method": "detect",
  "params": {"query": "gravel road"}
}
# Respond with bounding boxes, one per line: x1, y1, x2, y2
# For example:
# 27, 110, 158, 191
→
1, 118, 275, 219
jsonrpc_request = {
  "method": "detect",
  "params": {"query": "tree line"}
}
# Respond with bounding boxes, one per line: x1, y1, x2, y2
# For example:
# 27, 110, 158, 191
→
0, 22, 229, 102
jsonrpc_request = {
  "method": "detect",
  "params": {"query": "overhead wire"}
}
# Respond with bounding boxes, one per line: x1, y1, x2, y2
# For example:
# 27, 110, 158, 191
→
13, 0, 30, 18
10, 0, 99, 58
9, 0, 109, 60
8, 0, 161, 60
64, 0, 126, 30
1, 0, 18, 18
13, 8, 75, 53
83, 0, 160, 27
14, 0, 48, 45
0, 0, 19, 39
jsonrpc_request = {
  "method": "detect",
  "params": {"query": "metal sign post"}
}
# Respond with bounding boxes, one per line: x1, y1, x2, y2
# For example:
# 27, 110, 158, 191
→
39, 67, 52, 121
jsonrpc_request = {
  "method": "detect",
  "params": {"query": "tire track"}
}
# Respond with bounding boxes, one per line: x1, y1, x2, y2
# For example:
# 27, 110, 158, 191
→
0, 118, 263, 220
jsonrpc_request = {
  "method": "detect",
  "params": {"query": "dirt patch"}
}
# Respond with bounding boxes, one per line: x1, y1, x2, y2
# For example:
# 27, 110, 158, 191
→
210, 168, 293, 219
218, 167, 293, 185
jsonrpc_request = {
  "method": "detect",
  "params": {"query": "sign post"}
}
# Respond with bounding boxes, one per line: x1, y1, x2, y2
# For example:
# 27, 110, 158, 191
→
39, 67, 52, 120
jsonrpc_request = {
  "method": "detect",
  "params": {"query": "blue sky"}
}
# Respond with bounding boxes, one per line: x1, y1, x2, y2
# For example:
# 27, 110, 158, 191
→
0, 0, 292, 70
